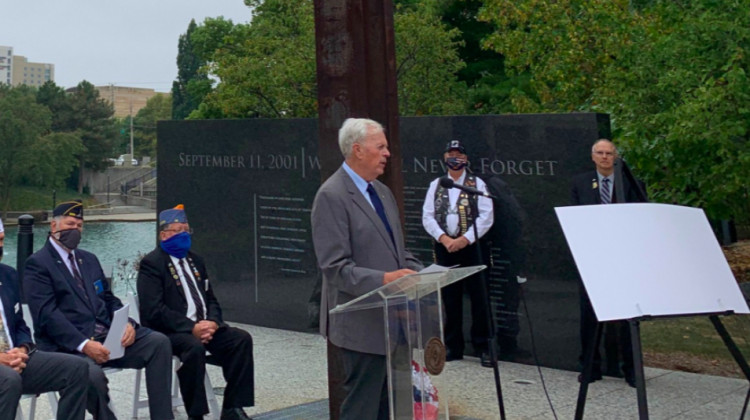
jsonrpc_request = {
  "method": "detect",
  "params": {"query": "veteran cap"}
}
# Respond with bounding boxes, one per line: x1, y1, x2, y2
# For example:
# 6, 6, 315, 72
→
53, 200, 84, 219
159, 204, 188, 228
445, 139, 467, 154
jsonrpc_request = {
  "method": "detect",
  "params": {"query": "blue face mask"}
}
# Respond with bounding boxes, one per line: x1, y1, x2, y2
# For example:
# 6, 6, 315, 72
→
161, 232, 191, 258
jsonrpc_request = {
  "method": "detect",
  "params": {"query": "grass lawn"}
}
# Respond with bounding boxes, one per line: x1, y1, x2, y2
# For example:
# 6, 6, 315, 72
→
641, 314, 750, 377
3, 186, 95, 212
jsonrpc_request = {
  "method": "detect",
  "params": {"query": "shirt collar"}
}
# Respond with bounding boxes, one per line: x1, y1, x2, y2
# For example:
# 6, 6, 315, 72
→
342, 162, 370, 196
596, 171, 613, 184
49, 237, 73, 261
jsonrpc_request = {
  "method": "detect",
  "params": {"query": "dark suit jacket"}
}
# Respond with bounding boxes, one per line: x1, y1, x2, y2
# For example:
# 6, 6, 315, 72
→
570, 170, 647, 206
23, 240, 145, 353
0, 264, 33, 348
311, 167, 423, 355
136, 247, 224, 334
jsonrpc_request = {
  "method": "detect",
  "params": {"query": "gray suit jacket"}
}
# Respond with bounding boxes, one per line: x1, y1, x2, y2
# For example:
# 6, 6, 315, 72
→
311, 167, 423, 355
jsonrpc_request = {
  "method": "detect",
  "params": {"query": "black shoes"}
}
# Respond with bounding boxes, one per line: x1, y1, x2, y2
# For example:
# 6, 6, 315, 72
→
445, 349, 463, 362
577, 369, 603, 383
220, 408, 253, 420
480, 352, 494, 368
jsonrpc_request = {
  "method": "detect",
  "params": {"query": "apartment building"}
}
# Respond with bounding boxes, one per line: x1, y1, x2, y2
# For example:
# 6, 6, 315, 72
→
0, 45, 55, 87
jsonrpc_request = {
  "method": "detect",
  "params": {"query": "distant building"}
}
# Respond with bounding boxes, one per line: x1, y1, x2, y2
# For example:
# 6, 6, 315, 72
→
0, 45, 54, 87
12, 55, 54, 87
0, 46, 13, 85
95, 85, 159, 118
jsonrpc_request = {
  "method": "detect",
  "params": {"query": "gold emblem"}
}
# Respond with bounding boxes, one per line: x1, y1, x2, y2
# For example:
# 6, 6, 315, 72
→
425, 337, 446, 375
592, 180, 598, 189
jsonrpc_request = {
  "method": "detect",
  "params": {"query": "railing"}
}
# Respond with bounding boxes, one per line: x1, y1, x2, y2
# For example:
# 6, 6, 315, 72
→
122, 168, 157, 196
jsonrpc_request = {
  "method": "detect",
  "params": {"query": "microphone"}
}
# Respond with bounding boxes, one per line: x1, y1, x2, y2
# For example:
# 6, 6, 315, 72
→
439, 176, 496, 199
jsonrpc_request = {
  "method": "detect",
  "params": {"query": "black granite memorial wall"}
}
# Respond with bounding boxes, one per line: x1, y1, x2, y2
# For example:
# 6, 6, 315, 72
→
157, 113, 610, 371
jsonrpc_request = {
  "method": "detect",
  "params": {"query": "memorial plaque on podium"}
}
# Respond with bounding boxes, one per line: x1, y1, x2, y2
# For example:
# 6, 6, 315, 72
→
331, 265, 486, 420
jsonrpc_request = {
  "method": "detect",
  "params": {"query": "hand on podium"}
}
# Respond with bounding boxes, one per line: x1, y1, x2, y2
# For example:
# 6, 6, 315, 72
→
383, 268, 417, 285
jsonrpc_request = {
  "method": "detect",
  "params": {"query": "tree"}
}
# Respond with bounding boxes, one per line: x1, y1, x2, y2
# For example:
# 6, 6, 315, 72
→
479, 0, 639, 112
394, 4, 467, 115
0, 86, 81, 212
172, 19, 212, 120
133, 93, 172, 159
66, 81, 118, 193
189, 0, 467, 118
480, 0, 750, 223
598, 1, 750, 223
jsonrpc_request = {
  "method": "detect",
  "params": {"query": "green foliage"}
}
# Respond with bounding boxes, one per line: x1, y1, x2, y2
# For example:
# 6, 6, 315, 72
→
6, 186, 94, 212
598, 1, 750, 222
480, 0, 750, 223
480, 0, 639, 112
134, 93, 172, 158
189, 0, 466, 118
0, 86, 82, 211
172, 20, 211, 120
192, 0, 316, 118
394, 4, 467, 115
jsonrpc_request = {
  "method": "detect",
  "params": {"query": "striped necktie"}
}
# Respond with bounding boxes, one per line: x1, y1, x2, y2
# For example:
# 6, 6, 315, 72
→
600, 178, 611, 204
178, 259, 205, 321
0, 313, 10, 352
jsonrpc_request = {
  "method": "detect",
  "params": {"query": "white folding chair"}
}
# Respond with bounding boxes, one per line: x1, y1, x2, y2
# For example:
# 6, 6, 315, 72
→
17, 305, 61, 420
129, 293, 220, 420
23, 304, 122, 420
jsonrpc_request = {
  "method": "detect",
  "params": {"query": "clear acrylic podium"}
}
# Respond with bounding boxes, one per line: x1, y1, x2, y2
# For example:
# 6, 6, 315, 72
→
330, 265, 486, 420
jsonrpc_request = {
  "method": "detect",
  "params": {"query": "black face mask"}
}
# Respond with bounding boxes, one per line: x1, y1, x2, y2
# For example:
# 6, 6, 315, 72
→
56, 228, 82, 250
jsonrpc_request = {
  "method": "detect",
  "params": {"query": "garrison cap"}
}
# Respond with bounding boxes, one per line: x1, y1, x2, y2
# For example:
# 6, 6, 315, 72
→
53, 200, 84, 219
159, 204, 188, 227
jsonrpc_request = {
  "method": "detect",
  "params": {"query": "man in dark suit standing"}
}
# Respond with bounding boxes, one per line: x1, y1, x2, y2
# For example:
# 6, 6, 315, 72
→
571, 139, 647, 387
0, 218, 88, 419
23, 200, 173, 420
312, 118, 423, 420
137, 205, 254, 420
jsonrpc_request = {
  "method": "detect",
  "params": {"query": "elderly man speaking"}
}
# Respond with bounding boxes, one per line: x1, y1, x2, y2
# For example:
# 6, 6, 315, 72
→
312, 118, 424, 420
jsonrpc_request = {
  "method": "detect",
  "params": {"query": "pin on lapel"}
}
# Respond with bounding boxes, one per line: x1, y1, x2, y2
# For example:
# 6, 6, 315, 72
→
592, 179, 598, 189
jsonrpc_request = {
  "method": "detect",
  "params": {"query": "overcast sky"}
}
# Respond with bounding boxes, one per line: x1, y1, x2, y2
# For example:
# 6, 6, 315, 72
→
1, 0, 252, 92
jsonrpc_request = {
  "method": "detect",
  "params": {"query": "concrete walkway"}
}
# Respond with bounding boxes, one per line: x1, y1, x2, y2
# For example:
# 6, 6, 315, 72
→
16, 322, 750, 419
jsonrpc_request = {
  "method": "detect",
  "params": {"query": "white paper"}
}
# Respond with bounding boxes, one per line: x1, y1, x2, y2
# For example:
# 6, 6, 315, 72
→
103, 304, 129, 360
555, 203, 749, 321
419, 264, 456, 274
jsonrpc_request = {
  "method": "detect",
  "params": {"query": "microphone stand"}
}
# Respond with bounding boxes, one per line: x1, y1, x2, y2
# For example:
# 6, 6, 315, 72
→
468, 190, 507, 420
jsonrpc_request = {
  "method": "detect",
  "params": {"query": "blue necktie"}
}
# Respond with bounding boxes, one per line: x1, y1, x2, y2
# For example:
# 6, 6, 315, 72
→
600, 178, 611, 204
366, 184, 396, 248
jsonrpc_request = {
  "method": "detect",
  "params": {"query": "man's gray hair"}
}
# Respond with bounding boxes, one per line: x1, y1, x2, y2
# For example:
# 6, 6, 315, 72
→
338, 118, 384, 158
591, 138, 619, 156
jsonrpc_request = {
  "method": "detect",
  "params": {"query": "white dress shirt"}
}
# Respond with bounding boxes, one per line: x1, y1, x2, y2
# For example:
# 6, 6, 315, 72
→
0, 298, 15, 349
49, 238, 90, 352
422, 171, 494, 244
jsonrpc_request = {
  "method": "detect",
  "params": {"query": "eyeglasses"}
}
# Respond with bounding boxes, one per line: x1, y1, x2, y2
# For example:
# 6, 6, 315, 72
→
163, 228, 193, 234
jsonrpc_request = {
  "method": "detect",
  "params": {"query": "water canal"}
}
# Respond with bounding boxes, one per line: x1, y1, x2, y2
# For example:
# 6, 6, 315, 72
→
2, 221, 155, 296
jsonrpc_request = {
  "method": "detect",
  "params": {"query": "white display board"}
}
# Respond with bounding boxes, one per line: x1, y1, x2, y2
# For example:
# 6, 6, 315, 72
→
556, 203, 749, 321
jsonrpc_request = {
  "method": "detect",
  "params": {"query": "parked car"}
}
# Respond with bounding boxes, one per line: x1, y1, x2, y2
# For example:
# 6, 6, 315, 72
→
114, 155, 138, 166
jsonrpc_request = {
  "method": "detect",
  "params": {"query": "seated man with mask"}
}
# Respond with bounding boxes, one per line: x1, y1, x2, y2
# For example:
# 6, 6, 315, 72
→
24, 200, 174, 420
137, 205, 255, 420
0, 217, 88, 420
